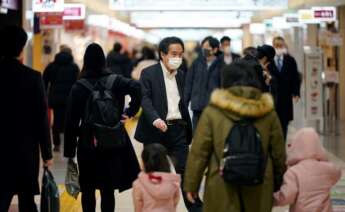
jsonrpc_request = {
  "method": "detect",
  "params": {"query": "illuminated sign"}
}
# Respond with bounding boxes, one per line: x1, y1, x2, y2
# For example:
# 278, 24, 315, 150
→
299, 7, 336, 24
63, 3, 85, 20
312, 7, 336, 22
110, 0, 288, 11
33, 0, 64, 12
1, 0, 18, 10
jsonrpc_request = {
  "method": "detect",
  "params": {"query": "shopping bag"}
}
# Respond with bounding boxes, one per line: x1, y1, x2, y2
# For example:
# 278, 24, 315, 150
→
65, 158, 80, 199
41, 167, 60, 212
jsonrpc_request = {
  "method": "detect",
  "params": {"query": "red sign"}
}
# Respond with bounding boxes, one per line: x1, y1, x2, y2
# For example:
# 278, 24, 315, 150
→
64, 20, 85, 31
314, 10, 334, 18
40, 12, 63, 27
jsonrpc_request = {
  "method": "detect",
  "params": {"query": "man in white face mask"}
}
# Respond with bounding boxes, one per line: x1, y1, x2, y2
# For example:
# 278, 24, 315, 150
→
220, 36, 240, 65
135, 37, 202, 212
269, 36, 301, 139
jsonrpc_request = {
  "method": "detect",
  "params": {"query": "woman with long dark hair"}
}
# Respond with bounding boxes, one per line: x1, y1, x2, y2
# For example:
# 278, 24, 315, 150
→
64, 43, 141, 211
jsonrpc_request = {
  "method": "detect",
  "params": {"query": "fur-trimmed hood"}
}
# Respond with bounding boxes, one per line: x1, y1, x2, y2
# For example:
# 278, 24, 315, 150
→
210, 86, 274, 118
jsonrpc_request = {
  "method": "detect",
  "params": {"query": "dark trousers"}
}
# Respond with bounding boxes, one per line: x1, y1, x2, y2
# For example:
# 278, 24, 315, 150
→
0, 192, 38, 212
192, 111, 202, 132
81, 188, 115, 212
52, 107, 66, 146
153, 123, 203, 212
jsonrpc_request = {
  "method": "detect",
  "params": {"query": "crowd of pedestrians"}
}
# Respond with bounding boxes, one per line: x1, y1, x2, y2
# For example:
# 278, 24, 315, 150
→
0, 25, 341, 212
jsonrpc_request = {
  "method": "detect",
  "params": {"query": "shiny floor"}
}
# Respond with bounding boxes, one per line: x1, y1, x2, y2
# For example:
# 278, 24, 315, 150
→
8, 101, 345, 212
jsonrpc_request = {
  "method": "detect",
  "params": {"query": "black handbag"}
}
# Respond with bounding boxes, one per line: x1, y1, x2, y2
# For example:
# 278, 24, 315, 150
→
40, 167, 60, 212
65, 159, 80, 199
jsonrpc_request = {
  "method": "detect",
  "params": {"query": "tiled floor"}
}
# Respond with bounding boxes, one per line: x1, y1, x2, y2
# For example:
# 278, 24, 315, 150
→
8, 101, 345, 212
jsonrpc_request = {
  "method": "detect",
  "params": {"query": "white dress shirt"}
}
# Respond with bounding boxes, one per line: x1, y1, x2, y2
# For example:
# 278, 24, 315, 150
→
160, 61, 182, 120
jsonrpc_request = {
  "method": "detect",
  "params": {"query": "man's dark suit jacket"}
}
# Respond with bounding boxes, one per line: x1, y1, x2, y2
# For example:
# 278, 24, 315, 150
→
134, 63, 192, 144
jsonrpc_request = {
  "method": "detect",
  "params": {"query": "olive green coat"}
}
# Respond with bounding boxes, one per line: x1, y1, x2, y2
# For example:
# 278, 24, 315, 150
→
184, 86, 286, 212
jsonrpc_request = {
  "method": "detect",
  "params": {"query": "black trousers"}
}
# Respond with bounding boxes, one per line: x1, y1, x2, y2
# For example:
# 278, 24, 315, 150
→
0, 192, 38, 212
81, 188, 115, 212
52, 107, 66, 146
154, 123, 203, 212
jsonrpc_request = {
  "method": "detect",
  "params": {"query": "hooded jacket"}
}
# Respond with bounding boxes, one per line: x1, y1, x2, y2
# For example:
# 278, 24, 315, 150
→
132, 172, 181, 212
43, 52, 79, 107
184, 86, 286, 212
274, 128, 341, 212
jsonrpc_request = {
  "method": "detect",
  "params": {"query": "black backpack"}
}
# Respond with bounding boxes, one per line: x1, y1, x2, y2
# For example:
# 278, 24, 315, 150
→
78, 74, 126, 150
219, 120, 266, 186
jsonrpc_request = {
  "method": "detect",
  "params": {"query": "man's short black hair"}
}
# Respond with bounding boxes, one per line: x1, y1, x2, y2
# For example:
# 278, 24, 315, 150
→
1, 25, 28, 58
222, 60, 261, 90
201, 36, 220, 49
158, 36, 184, 60
220, 36, 231, 44
113, 42, 122, 53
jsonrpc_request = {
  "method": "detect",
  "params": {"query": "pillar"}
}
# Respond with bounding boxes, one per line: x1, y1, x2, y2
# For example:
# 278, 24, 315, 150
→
242, 24, 252, 49
338, 6, 345, 120
306, 24, 319, 47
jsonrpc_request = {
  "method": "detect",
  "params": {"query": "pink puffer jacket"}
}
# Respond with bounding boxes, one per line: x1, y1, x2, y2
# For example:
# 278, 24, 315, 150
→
274, 128, 341, 212
132, 172, 181, 212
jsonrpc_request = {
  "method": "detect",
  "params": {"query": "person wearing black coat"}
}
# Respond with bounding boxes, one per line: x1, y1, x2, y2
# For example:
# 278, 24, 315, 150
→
43, 49, 79, 151
269, 36, 301, 139
240, 45, 279, 103
106, 42, 133, 78
0, 26, 52, 212
184, 36, 222, 131
220, 36, 241, 65
134, 37, 202, 212
64, 43, 141, 212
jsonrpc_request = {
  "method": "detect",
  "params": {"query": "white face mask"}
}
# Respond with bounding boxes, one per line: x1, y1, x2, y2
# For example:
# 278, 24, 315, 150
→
168, 57, 182, 70
275, 48, 287, 56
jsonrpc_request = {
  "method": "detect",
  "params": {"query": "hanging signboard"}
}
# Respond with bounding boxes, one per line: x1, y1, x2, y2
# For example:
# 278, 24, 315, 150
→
1, 0, 18, 10
305, 47, 323, 120
299, 7, 337, 24
63, 3, 85, 20
312, 7, 336, 22
33, 0, 64, 13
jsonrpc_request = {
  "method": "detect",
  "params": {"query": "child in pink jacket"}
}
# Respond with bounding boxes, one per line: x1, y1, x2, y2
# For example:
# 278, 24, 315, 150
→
274, 128, 341, 212
132, 143, 181, 212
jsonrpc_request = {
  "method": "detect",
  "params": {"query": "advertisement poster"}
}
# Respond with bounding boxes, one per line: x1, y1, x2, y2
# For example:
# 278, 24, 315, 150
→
305, 48, 323, 120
